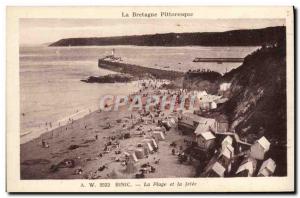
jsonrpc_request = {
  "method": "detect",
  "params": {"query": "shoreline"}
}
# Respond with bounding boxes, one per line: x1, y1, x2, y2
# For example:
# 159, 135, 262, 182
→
21, 81, 141, 145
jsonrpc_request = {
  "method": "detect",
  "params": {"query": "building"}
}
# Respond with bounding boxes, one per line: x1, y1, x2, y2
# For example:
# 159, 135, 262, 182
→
218, 144, 234, 173
178, 112, 202, 135
195, 131, 216, 151
236, 157, 257, 177
219, 83, 231, 91
218, 83, 231, 97
221, 136, 233, 150
196, 90, 208, 98
214, 98, 229, 108
194, 116, 217, 133
257, 158, 276, 177
198, 94, 221, 111
215, 115, 229, 132
250, 136, 271, 160
199, 101, 217, 111
207, 162, 226, 177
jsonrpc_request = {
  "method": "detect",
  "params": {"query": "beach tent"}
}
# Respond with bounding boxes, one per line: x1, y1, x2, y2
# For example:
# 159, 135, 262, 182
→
150, 138, 158, 149
143, 142, 154, 155
154, 126, 166, 133
129, 152, 138, 163
124, 158, 137, 174
135, 148, 145, 159
153, 131, 165, 141
143, 138, 158, 149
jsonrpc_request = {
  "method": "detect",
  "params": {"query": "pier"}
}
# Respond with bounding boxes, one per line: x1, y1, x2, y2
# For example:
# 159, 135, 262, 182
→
98, 59, 184, 80
193, 58, 244, 63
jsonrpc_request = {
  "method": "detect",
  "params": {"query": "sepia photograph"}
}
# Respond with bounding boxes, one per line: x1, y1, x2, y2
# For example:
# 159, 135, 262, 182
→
6, 6, 294, 192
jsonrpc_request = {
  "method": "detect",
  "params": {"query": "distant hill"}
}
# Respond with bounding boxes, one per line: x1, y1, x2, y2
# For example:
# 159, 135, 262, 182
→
49, 26, 285, 47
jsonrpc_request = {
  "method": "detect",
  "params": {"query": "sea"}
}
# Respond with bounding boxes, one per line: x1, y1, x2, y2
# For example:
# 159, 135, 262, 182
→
20, 45, 259, 144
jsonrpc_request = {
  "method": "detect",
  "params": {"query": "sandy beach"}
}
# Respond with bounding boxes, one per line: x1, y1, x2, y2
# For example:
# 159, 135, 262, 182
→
21, 83, 198, 179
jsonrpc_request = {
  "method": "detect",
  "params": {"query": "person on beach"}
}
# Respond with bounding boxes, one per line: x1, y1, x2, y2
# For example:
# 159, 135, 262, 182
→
41, 139, 49, 148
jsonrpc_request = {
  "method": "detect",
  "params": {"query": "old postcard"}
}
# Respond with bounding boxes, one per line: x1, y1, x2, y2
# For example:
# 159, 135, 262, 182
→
6, 6, 294, 192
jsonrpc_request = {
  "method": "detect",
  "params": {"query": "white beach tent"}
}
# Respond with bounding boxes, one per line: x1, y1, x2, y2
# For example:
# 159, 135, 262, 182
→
257, 158, 276, 177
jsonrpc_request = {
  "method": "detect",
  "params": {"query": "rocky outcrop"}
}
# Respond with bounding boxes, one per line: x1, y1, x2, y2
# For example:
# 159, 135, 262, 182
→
81, 74, 134, 83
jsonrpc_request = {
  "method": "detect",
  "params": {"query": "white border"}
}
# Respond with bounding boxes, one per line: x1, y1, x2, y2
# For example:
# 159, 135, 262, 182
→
4, 5, 295, 194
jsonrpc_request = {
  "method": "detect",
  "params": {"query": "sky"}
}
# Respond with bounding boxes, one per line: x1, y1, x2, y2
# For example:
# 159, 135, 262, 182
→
19, 18, 285, 45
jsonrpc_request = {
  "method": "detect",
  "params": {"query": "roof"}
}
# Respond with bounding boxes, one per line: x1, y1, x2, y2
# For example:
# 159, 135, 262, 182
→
214, 97, 229, 104
222, 136, 233, 146
194, 117, 216, 134
196, 90, 208, 96
212, 162, 225, 176
220, 82, 231, 91
259, 158, 276, 173
200, 131, 216, 140
236, 161, 254, 176
220, 144, 234, 160
226, 144, 234, 153
220, 147, 232, 159
257, 136, 271, 151
199, 94, 221, 103
182, 112, 201, 122
169, 118, 176, 126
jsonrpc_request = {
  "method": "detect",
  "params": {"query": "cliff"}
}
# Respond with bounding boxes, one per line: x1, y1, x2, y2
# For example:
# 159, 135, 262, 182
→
50, 26, 285, 47
219, 44, 287, 176
221, 45, 286, 141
